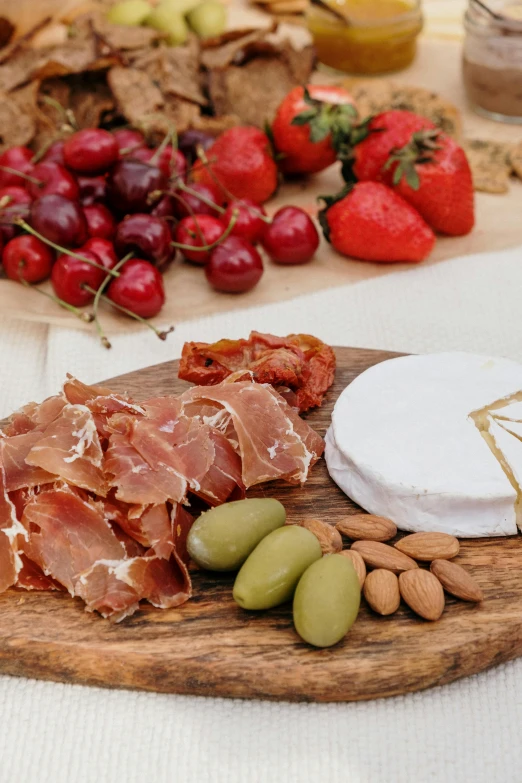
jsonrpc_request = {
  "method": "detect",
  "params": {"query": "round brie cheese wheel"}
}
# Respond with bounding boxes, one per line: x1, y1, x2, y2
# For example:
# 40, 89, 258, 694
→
326, 352, 522, 537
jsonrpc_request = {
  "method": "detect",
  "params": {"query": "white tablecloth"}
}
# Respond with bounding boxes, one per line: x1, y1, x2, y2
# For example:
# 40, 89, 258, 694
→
2, 244, 522, 782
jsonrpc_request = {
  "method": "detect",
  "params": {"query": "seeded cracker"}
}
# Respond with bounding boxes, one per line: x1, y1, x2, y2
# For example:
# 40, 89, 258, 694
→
462, 139, 514, 194
509, 142, 522, 181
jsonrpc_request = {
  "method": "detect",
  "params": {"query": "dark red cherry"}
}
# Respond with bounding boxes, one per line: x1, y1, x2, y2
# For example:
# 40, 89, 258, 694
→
223, 199, 267, 245
27, 162, 80, 201
81, 237, 118, 271
172, 181, 224, 219
108, 259, 165, 318
83, 203, 116, 240
115, 213, 172, 268
0, 186, 32, 241
205, 236, 263, 293
113, 129, 146, 157
51, 251, 105, 306
178, 129, 215, 164
42, 141, 65, 166
174, 214, 225, 264
3, 235, 54, 283
151, 195, 175, 220
106, 160, 167, 215
131, 145, 186, 180
30, 195, 88, 248
0, 146, 34, 188
63, 128, 119, 175
261, 206, 319, 265
77, 175, 107, 206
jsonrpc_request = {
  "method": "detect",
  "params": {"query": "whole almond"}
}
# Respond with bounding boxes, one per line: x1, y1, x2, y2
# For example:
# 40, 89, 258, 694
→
301, 519, 342, 554
399, 569, 445, 621
394, 532, 460, 561
430, 559, 484, 602
351, 540, 418, 574
363, 569, 400, 615
339, 549, 366, 587
336, 514, 397, 542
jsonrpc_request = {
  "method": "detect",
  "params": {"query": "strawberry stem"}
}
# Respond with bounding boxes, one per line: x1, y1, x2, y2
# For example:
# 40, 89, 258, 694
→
16, 219, 120, 277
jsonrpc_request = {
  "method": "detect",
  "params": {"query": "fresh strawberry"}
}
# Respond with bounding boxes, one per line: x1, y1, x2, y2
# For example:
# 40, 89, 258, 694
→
383, 129, 475, 236
192, 127, 278, 204
345, 110, 436, 184
319, 182, 436, 264
272, 85, 357, 175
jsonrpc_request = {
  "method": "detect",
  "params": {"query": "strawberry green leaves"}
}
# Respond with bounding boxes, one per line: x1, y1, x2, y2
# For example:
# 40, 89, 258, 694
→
291, 87, 358, 146
383, 129, 443, 191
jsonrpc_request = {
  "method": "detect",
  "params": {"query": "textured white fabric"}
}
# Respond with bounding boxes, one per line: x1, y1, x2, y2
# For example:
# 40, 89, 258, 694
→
1, 244, 522, 782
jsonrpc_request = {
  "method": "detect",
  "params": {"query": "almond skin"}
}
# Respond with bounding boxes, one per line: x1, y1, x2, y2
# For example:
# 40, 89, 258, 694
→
394, 532, 460, 561
336, 514, 397, 542
339, 549, 366, 587
363, 569, 400, 615
399, 569, 445, 621
351, 540, 418, 574
430, 559, 484, 602
301, 519, 343, 554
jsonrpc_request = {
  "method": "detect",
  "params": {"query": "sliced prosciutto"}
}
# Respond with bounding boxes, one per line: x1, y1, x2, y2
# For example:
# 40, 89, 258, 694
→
63, 376, 145, 439
16, 555, 64, 591
179, 381, 324, 487
0, 432, 57, 491
104, 432, 187, 505
1, 396, 66, 437
0, 463, 25, 592
25, 405, 108, 496
22, 487, 126, 594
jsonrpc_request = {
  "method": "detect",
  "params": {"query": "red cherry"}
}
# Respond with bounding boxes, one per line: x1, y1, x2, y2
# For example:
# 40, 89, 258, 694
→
113, 129, 146, 157
0, 186, 32, 241
108, 259, 165, 318
83, 203, 116, 240
106, 160, 167, 215
63, 129, 119, 175
81, 237, 118, 271
3, 235, 54, 283
131, 145, 186, 180
78, 175, 107, 206
31, 195, 88, 248
27, 162, 80, 201
115, 213, 172, 268
178, 129, 215, 164
223, 199, 267, 245
261, 206, 319, 265
151, 195, 175, 220
51, 251, 105, 306
172, 182, 224, 219
0, 147, 34, 188
206, 236, 263, 293
174, 215, 225, 264
42, 141, 65, 166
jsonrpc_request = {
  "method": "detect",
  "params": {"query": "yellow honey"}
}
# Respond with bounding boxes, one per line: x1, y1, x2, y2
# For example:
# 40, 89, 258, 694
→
307, 0, 423, 75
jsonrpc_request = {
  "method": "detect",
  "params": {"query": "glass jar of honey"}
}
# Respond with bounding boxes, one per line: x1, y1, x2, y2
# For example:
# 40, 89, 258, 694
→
463, 0, 522, 123
306, 0, 423, 75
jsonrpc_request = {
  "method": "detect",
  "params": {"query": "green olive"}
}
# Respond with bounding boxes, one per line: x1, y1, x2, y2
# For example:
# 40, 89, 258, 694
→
146, 4, 189, 44
107, 0, 152, 26
233, 526, 322, 610
186, 1, 227, 38
293, 554, 361, 648
187, 498, 286, 572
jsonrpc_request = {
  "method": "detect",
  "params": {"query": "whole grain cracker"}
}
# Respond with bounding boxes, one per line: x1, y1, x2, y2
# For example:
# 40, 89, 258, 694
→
463, 138, 514, 194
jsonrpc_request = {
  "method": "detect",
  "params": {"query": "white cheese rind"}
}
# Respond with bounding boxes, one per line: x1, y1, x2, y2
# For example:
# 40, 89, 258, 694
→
327, 352, 522, 537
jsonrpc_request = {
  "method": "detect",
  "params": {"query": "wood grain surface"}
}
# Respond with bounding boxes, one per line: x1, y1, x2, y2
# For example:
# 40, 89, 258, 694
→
1, 346, 521, 702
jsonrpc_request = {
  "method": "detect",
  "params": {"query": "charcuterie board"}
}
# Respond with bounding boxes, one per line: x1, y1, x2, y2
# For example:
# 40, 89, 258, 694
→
0, 346, 521, 703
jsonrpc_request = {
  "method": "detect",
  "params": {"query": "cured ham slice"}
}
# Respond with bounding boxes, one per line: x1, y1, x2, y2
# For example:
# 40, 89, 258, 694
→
196, 429, 244, 505
2, 397, 66, 437
1, 432, 57, 491
76, 553, 191, 620
22, 488, 126, 594
16, 555, 64, 591
172, 504, 194, 566
63, 377, 145, 439
0, 462, 26, 592
26, 405, 107, 496
112, 502, 174, 558
104, 432, 187, 505
179, 381, 324, 487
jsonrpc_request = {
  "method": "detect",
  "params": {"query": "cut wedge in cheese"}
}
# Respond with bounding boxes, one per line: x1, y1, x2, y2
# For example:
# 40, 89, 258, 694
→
326, 353, 522, 537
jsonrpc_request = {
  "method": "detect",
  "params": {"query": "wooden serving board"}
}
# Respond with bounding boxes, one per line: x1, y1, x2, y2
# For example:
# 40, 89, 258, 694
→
1, 346, 522, 703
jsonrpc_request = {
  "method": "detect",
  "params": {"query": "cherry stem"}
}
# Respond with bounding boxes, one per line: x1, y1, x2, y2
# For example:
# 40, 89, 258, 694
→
193, 148, 272, 224
83, 285, 175, 341
151, 124, 178, 168
31, 134, 65, 165
175, 181, 225, 215
16, 220, 120, 277
168, 191, 205, 244
171, 208, 239, 253
91, 253, 134, 349
40, 96, 77, 132
0, 165, 43, 187
18, 276, 94, 323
